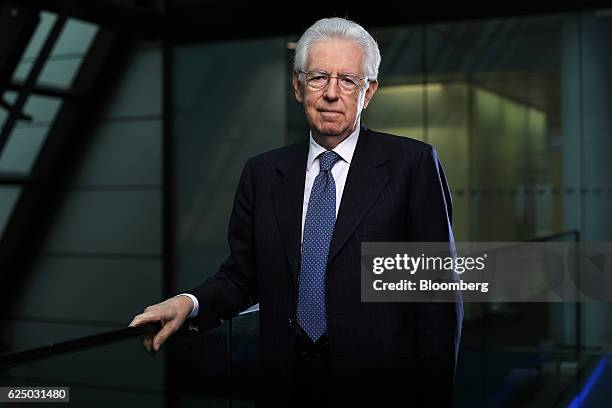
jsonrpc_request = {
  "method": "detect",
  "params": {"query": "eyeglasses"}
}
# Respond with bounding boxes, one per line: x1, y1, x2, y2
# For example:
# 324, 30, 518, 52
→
298, 70, 367, 93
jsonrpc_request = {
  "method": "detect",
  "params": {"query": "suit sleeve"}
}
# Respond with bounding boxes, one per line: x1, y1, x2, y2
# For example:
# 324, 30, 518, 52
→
188, 159, 259, 332
409, 145, 464, 404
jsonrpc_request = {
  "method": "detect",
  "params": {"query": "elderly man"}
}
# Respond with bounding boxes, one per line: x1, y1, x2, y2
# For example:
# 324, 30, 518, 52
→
131, 17, 462, 407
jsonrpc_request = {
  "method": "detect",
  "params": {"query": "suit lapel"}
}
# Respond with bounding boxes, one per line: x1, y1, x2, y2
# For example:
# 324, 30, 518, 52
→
271, 125, 390, 281
271, 143, 309, 284
327, 124, 390, 265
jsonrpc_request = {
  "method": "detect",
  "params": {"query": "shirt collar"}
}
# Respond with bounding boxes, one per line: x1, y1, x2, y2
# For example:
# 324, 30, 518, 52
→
306, 122, 360, 172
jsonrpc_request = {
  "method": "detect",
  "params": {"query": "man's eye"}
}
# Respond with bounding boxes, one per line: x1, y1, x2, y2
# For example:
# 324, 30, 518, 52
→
340, 77, 359, 88
310, 75, 326, 81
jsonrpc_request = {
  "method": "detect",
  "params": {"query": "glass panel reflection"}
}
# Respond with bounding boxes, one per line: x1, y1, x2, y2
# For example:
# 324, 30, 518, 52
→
0, 187, 20, 240
20, 11, 57, 62
38, 58, 84, 89
51, 18, 98, 56
0, 93, 61, 126
22, 95, 62, 124
0, 126, 49, 173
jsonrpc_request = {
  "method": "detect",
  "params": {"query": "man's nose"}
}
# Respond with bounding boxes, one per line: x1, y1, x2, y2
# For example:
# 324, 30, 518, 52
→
323, 77, 340, 100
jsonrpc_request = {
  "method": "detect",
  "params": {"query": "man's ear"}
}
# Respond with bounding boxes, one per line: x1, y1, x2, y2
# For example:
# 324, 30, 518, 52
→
362, 80, 379, 110
292, 71, 304, 103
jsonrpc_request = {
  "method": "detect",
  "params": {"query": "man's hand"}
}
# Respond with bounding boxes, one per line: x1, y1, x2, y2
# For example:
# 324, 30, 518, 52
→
129, 296, 194, 353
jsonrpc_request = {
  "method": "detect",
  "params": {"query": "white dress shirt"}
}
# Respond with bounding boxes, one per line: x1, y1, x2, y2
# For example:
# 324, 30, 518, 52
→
178, 122, 361, 319
301, 123, 359, 243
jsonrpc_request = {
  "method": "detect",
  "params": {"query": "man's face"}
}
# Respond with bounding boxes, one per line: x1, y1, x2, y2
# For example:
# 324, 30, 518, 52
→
292, 39, 378, 140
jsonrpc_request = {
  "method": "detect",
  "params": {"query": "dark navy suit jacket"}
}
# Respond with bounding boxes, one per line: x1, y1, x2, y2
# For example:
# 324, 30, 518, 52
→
190, 123, 463, 406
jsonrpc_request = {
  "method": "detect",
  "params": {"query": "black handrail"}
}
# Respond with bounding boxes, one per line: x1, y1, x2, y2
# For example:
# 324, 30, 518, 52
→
0, 306, 261, 373
0, 321, 161, 371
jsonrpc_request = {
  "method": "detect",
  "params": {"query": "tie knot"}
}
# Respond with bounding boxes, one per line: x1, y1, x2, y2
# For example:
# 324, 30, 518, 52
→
318, 151, 340, 172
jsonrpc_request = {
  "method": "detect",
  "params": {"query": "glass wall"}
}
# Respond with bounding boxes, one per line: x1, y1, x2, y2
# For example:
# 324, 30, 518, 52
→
172, 37, 287, 406
365, 17, 564, 243
0, 6, 166, 405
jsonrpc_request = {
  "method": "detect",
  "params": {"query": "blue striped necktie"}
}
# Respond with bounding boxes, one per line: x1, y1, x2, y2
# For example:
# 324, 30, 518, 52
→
297, 150, 340, 342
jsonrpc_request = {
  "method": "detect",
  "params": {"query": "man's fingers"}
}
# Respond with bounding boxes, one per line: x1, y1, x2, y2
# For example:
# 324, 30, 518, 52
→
130, 298, 188, 353
129, 312, 155, 327
129, 307, 166, 327
152, 322, 178, 351
129, 314, 143, 327
142, 336, 154, 353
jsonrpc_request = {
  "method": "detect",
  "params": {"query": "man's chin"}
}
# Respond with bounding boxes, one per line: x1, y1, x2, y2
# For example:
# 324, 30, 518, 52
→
315, 124, 348, 137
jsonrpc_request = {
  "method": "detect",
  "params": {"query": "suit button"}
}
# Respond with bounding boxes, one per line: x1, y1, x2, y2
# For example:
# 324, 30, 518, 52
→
288, 317, 294, 327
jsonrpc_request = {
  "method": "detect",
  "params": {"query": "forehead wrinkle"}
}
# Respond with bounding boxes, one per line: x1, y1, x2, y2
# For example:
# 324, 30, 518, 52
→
306, 39, 364, 76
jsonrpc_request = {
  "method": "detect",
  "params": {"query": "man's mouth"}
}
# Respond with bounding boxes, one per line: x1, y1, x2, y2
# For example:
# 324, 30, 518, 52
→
318, 109, 343, 117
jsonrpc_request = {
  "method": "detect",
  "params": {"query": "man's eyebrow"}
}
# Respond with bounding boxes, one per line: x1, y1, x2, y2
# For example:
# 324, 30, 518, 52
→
308, 69, 359, 76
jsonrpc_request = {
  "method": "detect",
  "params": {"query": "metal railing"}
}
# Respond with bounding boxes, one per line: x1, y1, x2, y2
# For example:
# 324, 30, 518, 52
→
0, 321, 161, 371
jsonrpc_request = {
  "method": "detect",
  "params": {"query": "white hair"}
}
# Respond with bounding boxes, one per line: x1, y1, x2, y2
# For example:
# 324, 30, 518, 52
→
293, 17, 381, 81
